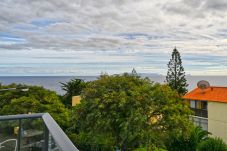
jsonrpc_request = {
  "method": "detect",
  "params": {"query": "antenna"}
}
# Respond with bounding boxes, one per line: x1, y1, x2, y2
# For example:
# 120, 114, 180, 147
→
197, 80, 210, 93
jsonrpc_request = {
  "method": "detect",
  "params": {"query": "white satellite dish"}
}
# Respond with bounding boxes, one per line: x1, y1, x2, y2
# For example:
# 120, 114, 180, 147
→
197, 80, 210, 92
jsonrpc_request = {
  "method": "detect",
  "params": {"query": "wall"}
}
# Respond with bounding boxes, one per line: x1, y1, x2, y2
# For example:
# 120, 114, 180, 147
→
208, 101, 227, 143
72, 96, 81, 106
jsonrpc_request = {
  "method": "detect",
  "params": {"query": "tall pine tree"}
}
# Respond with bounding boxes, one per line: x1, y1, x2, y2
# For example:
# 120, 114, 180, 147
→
166, 47, 188, 95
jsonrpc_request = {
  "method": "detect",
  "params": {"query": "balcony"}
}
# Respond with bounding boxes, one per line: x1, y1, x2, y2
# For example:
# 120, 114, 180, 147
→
0, 113, 78, 151
190, 115, 208, 131
190, 108, 208, 118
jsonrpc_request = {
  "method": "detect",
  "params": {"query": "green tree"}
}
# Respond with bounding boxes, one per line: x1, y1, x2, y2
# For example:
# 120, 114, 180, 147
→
166, 126, 208, 151
60, 79, 86, 107
69, 74, 191, 151
166, 47, 188, 95
1, 97, 41, 114
0, 85, 70, 129
131, 68, 138, 76
0, 83, 29, 109
198, 137, 227, 151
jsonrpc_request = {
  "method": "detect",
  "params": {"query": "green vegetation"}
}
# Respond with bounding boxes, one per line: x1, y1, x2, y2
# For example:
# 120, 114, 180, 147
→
0, 67, 226, 150
134, 147, 167, 151
166, 127, 208, 151
0, 84, 70, 129
131, 68, 138, 76
166, 47, 188, 95
68, 74, 192, 151
166, 126, 227, 151
60, 78, 87, 107
198, 137, 227, 151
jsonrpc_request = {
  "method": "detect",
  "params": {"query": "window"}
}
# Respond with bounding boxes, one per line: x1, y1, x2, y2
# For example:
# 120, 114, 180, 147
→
201, 101, 207, 110
190, 101, 207, 110
196, 101, 202, 109
190, 100, 196, 108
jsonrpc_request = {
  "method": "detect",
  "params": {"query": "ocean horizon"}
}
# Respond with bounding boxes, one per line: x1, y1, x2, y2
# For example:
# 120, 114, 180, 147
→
0, 75, 226, 95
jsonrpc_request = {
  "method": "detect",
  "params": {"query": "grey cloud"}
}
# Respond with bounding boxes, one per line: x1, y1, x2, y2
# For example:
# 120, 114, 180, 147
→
162, 0, 206, 18
203, 0, 227, 10
1, 0, 227, 75
164, 0, 227, 17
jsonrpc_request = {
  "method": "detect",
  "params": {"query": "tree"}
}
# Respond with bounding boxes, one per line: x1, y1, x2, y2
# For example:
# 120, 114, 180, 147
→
1, 97, 41, 114
0, 83, 29, 109
60, 79, 87, 107
198, 137, 227, 151
166, 126, 208, 151
69, 74, 192, 151
166, 47, 188, 95
0, 84, 70, 129
131, 68, 138, 76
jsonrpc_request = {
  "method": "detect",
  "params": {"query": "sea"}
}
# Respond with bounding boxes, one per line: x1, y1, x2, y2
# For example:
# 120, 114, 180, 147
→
0, 75, 226, 95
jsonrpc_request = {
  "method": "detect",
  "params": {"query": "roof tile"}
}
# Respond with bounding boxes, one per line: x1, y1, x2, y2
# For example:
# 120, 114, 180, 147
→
183, 87, 227, 103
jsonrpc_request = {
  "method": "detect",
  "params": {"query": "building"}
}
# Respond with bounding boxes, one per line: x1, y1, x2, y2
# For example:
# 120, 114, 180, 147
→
184, 83, 227, 142
72, 95, 81, 106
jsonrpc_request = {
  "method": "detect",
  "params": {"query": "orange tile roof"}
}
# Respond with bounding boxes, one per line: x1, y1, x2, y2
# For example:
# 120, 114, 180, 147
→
183, 87, 227, 103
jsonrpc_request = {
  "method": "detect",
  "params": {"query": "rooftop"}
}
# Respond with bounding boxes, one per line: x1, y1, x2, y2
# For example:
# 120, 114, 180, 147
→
183, 86, 227, 103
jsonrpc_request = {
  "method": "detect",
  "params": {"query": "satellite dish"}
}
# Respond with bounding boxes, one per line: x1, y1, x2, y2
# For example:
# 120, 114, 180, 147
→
197, 80, 210, 91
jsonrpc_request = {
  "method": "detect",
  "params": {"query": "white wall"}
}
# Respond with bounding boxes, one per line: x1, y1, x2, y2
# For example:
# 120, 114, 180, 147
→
208, 102, 227, 143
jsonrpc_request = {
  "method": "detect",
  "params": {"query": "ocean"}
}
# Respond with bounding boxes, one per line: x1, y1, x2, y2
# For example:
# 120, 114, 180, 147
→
0, 76, 226, 95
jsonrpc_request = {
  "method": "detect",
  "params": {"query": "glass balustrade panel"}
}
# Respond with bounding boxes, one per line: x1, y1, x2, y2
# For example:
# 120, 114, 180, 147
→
0, 120, 18, 151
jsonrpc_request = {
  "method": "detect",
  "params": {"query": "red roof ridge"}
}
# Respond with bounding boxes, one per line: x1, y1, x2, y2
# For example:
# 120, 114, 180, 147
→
184, 86, 227, 103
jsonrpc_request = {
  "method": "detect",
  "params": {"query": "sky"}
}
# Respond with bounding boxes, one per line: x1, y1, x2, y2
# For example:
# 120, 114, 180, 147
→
1, 0, 227, 76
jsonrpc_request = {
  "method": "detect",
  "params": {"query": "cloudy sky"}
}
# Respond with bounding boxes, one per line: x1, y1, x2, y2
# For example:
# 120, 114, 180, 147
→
1, 0, 227, 76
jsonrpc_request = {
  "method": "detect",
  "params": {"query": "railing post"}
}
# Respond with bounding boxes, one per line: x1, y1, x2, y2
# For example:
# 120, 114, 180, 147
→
43, 124, 49, 151
17, 119, 22, 151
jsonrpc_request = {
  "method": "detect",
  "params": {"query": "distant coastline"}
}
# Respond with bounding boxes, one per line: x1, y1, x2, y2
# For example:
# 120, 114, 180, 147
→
0, 75, 226, 95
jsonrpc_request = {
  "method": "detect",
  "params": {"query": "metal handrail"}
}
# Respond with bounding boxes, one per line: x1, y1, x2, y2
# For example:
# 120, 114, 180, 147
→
0, 113, 44, 121
42, 113, 78, 151
0, 113, 79, 151
189, 115, 208, 120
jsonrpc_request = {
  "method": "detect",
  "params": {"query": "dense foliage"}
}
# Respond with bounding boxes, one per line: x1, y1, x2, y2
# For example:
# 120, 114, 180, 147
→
68, 74, 192, 151
0, 84, 70, 129
1, 76, 227, 151
61, 79, 87, 107
166, 126, 227, 151
198, 137, 227, 151
166, 127, 208, 151
166, 47, 188, 95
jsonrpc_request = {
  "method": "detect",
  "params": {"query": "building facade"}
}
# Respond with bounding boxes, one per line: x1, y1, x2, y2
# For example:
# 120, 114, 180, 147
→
184, 86, 227, 143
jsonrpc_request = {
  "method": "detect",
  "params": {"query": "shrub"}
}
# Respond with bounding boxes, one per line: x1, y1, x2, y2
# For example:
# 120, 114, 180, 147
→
198, 137, 227, 151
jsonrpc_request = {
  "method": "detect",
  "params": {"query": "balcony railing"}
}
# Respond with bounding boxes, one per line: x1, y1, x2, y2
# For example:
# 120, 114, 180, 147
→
190, 108, 208, 118
0, 113, 78, 151
190, 115, 208, 131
